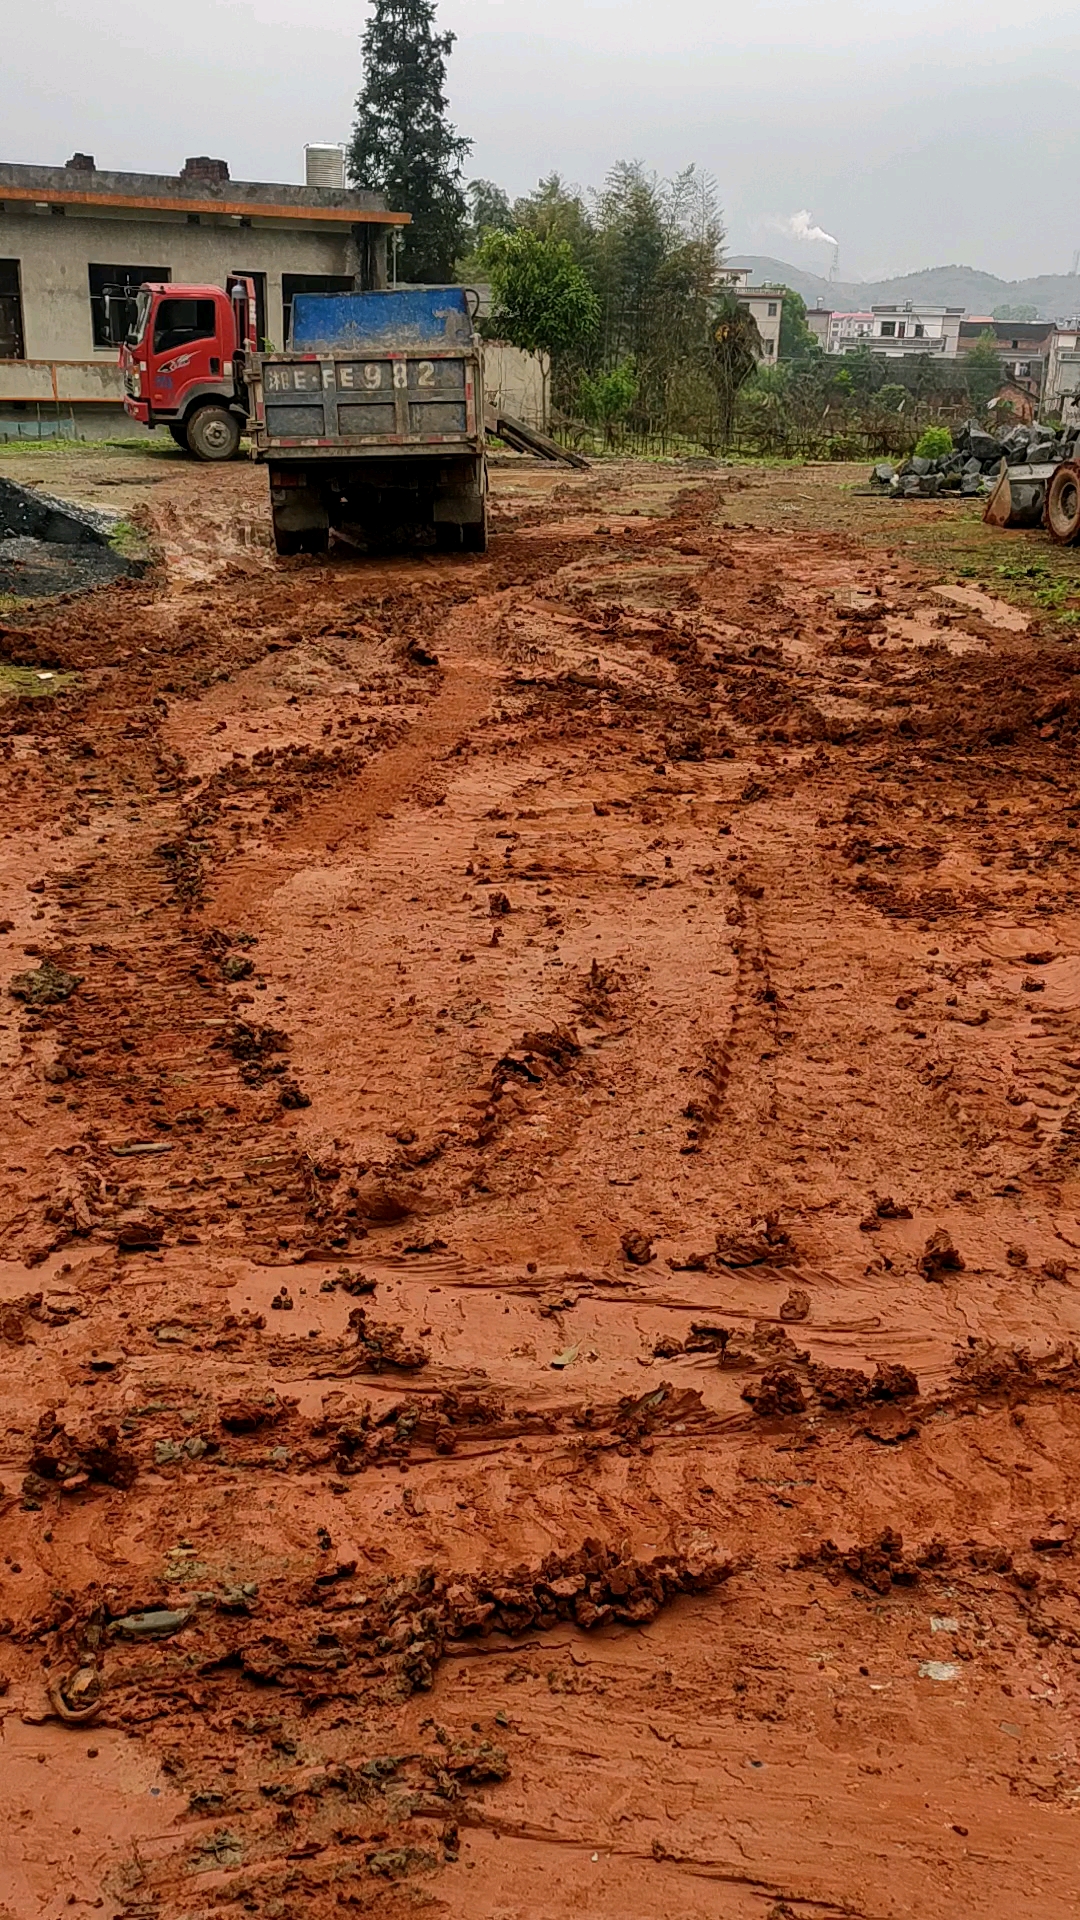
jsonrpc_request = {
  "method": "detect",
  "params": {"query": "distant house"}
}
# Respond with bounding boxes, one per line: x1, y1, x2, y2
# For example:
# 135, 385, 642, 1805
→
1039, 325, 1080, 414
804, 306, 832, 348
958, 319, 1053, 405
864, 304, 964, 356
716, 268, 785, 363
827, 312, 874, 351
988, 382, 1037, 426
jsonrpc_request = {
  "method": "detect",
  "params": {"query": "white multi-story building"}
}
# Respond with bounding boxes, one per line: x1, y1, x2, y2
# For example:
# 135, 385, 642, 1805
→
716, 267, 785, 362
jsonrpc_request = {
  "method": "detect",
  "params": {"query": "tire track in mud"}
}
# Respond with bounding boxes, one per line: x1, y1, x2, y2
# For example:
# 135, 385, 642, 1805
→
9, 459, 1080, 1920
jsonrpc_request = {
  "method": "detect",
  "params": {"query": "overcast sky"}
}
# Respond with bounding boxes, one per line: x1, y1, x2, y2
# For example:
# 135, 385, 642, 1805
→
6, 0, 1080, 283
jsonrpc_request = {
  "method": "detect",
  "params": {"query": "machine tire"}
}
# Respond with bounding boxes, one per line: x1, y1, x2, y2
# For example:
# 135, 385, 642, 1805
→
1046, 462, 1080, 545
167, 422, 190, 452
186, 405, 242, 463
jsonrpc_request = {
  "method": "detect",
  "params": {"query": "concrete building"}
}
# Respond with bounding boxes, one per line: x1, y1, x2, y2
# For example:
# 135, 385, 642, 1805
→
0, 152, 407, 438
716, 268, 785, 362
826, 312, 874, 351
957, 319, 1054, 408
804, 306, 832, 349
1045, 325, 1080, 416
864, 304, 964, 356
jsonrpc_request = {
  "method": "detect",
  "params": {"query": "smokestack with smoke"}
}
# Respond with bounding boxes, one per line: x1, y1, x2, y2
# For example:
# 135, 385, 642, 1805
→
782, 209, 838, 246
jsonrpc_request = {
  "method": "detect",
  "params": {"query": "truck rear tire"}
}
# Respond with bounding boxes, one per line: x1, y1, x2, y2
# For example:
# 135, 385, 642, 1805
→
186, 406, 242, 462
167, 422, 190, 452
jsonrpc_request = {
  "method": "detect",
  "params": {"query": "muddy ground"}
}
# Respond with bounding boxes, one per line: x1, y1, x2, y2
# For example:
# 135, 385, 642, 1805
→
2, 444, 1080, 1918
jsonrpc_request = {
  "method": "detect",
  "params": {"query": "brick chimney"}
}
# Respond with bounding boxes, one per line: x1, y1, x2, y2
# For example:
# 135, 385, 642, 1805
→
180, 156, 230, 184
65, 153, 96, 171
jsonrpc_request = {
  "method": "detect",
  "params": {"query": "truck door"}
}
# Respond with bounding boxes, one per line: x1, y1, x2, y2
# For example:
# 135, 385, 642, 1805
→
147, 295, 222, 414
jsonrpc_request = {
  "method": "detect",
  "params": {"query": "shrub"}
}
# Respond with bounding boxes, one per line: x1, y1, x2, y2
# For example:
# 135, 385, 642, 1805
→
914, 425, 953, 461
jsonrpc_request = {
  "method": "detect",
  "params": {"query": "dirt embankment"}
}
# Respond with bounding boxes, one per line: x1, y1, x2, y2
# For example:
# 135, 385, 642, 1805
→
2, 452, 1080, 1918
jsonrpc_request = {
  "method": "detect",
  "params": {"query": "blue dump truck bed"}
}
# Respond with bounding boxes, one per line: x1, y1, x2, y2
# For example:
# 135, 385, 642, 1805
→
248, 286, 484, 456
248, 287, 488, 556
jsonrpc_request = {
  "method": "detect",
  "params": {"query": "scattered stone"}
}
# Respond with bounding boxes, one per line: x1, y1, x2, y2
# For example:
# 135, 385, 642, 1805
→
110, 1608, 193, 1638
779, 1288, 810, 1322
8, 960, 81, 1007
1006, 1244, 1029, 1267
488, 890, 511, 916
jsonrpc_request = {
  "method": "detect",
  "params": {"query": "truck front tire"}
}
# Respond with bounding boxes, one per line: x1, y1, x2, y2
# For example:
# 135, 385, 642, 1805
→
186, 406, 242, 462
167, 422, 190, 452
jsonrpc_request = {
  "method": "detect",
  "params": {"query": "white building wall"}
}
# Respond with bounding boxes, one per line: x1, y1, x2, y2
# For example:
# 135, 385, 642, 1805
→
1, 206, 354, 363
482, 341, 548, 429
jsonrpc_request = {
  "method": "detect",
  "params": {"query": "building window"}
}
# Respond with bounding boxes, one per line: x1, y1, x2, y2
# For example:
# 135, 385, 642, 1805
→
767, 301, 777, 317
879, 320, 896, 337
281, 273, 354, 347
764, 338, 774, 355
88, 263, 169, 348
897, 322, 906, 338
0, 259, 25, 359
914, 324, 924, 338
152, 297, 216, 354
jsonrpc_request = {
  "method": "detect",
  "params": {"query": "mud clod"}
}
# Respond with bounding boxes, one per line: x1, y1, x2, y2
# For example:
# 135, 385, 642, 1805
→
919, 1228, 966, 1282
620, 1230, 655, 1266
742, 1366, 807, 1415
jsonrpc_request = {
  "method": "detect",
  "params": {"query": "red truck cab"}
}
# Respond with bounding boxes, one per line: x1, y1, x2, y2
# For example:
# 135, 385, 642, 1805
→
119, 277, 257, 460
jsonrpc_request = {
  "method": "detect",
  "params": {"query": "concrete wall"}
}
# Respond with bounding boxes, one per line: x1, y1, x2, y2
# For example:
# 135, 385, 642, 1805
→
482, 341, 548, 429
0, 206, 363, 363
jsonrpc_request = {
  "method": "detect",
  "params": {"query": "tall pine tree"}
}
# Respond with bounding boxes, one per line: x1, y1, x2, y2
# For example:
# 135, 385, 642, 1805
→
348, 0, 471, 283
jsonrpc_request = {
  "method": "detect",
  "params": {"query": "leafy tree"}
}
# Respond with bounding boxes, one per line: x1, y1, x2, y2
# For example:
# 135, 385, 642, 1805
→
348, 0, 471, 282
465, 179, 515, 243
777, 288, 820, 362
478, 228, 599, 417
992, 304, 1037, 323
965, 329, 1003, 412
875, 383, 908, 413
514, 174, 596, 264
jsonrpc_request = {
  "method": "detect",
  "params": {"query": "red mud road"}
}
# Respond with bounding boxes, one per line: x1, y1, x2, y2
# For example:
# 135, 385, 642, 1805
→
2, 453, 1080, 1919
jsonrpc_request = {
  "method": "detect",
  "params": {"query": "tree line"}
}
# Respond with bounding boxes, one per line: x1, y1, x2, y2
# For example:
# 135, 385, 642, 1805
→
347, 0, 1012, 455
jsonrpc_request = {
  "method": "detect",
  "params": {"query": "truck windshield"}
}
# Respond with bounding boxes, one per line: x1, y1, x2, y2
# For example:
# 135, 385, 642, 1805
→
125, 290, 151, 346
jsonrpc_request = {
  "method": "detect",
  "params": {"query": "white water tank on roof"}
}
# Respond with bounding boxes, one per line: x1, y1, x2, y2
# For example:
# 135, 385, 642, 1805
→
305, 145, 345, 190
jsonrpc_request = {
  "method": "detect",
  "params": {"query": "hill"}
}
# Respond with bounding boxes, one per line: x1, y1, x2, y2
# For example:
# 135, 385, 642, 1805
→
728, 256, 1080, 322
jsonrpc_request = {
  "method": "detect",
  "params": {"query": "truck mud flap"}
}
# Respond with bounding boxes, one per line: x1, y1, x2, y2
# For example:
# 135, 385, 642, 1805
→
269, 479, 329, 556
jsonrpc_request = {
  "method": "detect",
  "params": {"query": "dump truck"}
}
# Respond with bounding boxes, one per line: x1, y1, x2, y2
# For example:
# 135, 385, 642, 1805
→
119, 279, 488, 553
247, 286, 487, 554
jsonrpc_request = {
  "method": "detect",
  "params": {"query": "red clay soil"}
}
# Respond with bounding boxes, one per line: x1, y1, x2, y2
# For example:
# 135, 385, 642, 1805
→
2, 454, 1080, 1919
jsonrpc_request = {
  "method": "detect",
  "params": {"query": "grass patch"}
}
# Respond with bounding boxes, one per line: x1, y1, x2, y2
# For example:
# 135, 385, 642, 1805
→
0, 662, 79, 699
